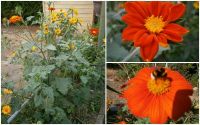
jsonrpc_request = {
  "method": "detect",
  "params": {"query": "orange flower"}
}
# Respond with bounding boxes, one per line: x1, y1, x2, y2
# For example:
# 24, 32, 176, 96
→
9, 15, 22, 24
48, 7, 55, 11
122, 2, 189, 61
122, 67, 193, 124
89, 28, 99, 36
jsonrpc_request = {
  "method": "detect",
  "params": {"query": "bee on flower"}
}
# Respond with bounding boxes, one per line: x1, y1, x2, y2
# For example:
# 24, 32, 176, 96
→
2, 105, 12, 115
3, 88, 13, 94
122, 67, 193, 123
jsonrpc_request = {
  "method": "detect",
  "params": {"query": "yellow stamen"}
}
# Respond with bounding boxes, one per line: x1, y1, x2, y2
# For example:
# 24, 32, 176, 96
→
147, 77, 171, 95
144, 15, 165, 33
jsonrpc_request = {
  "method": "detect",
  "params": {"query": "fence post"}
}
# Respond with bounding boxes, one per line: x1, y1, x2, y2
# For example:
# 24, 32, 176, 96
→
98, 2, 105, 47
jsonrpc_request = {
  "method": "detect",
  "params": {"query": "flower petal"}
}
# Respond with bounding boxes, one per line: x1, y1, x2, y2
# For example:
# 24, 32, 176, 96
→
162, 29, 183, 42
164, 69, 193, 120
149, 96, 169, 124
168, 3, 186, 22
122, 14, 144, 26
150, 1, 160, 16
134, 33, 149, 47
133, 29, 148, 42
140, 37, 159, 61
160, 2, 174, 20
125, 2, 149, 18
156, 33, 168, 47
165, 23, 189, 35
122, 27, 140, 41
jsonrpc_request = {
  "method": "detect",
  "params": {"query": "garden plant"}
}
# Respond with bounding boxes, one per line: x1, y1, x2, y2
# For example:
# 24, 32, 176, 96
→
2, 2, 105, 124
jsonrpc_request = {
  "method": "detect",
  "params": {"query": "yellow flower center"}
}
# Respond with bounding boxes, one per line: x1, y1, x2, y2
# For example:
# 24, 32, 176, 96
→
144, 15, 165, 33
147, 77, 171, 95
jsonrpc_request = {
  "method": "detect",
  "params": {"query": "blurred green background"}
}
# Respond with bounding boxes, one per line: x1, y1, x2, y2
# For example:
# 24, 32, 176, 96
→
107, 1, 199, 62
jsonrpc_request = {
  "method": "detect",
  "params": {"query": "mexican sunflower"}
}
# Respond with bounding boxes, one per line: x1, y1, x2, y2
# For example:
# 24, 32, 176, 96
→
48, 7, 55, 11
122, 67, 193, 123
9, 15, 22, 24
89, 28, 99, 36
122, 2, 189, 61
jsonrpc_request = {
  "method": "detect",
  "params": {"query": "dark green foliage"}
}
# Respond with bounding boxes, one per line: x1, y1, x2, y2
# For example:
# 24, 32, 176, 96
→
1, 1, 42, 19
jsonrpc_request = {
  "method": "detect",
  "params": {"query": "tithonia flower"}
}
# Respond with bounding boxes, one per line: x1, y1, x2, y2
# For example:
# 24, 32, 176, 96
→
122, 67, 193, 124
69, 17, 78, 24
31, 46, 37, 52
55, 28, 61, 35
122, 2, 189, 61
2, 105, 11, 115
43, 24, 49, 35
3, 88, 13, 94
48, 7, 55, 11
89, 28, 99, 36
9, 15, 22, 24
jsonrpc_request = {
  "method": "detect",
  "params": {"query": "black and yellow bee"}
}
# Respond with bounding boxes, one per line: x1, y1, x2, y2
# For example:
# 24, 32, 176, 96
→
152, 67, 167, 78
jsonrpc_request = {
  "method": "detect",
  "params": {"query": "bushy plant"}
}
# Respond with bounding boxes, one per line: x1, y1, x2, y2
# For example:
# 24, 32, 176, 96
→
2, 5, 105, 124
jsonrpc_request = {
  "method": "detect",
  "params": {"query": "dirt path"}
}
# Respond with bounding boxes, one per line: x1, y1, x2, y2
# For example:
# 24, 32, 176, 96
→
107, 69, 126, 104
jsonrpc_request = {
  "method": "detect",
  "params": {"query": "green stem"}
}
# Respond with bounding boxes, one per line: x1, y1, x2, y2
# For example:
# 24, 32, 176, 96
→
122, 47, 139, 62
107, 85, 121, 95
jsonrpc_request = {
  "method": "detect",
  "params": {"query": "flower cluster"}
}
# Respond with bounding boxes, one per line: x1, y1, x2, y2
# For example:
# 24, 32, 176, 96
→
122, 1, 189, 61
38, 8, 82, 38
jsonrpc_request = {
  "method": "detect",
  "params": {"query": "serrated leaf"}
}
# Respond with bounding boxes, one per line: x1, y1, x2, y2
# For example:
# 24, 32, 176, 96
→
54, 77, 72, 95
45, 44, 57, 51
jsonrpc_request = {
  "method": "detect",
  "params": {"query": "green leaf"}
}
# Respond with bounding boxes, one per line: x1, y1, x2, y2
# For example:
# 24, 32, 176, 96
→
26, 16, 35, 22
80, 76, 88, 84
42, 86, 54, 108
54, 77, 72, 95
45, 44, 57, 51
29, 65, 55, 79
34, 93, 43, 107
73, 51, 89, 66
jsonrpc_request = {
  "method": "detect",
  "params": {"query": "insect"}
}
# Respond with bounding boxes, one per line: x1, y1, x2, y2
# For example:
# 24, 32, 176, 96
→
152, 67, 167, 78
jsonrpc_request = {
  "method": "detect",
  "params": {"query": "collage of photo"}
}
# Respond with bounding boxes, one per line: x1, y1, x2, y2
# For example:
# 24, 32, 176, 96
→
1, 1, 199, 124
